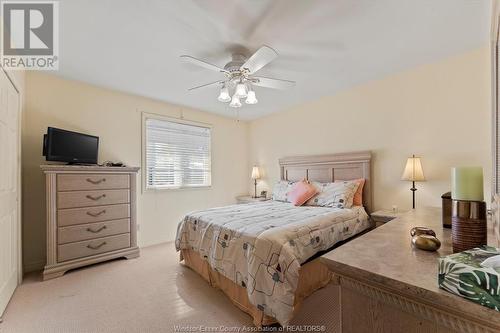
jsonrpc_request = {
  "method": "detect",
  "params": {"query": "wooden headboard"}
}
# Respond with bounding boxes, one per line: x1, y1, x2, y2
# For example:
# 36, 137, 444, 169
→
279, 151, 373, 213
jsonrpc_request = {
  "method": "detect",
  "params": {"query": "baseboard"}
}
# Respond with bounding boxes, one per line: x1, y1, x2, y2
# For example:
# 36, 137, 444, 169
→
23, 259, 45, 273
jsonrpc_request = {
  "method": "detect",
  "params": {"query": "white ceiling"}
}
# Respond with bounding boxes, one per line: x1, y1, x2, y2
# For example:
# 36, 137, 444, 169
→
55, 0, 491, 120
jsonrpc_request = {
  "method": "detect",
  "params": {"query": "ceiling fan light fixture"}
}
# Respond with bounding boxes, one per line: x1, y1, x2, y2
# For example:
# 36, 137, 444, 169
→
182, 46, 296, 109
235, 82, 248, 98
245, 90, 258, 104
217, 85, 231, 102
229, 94, 242, 108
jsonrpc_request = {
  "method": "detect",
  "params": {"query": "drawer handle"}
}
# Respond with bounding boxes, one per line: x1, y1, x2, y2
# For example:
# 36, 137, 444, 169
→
87, 242, 107, 250
86, 194, 106, 201
86, 209, 106, 217
86, 178, 106, 185
86, 225, 107, 233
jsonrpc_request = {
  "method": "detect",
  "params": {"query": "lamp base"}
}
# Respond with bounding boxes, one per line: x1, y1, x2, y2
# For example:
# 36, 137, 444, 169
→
451, 200, 487, 253
410, 180, 417, 209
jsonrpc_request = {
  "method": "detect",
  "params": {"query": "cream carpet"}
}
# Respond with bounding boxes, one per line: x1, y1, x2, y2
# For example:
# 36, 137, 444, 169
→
0, 242, 340, 333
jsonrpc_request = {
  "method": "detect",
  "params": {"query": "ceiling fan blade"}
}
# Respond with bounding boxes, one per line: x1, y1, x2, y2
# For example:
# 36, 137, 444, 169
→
188, 80, 224, 91
240, 45, 278, 74
180, 55, 228, 73
252, 76, 295, 90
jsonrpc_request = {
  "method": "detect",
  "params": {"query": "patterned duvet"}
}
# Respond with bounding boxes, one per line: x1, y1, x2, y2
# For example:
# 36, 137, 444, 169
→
175, 200, 370, 325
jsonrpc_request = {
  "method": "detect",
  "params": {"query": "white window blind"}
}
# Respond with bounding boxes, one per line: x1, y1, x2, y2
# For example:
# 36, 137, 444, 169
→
145, 117, 211, 189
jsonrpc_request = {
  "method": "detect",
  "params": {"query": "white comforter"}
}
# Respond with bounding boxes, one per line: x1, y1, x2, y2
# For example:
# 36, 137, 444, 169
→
175, 201, 370, 325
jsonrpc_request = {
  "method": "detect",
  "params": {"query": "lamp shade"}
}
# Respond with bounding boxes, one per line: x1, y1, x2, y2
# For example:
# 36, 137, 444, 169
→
217, 86, 231, 102
251, 166, 260, 180
451, 167, 484, 201
235, 83, 248, 98
401, 155, 425, 182
245, 90, 258, 104
229, 94, 242, 108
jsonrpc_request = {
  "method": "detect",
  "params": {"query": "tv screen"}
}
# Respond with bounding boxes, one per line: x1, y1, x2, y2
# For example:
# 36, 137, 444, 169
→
44, 127, 99, 164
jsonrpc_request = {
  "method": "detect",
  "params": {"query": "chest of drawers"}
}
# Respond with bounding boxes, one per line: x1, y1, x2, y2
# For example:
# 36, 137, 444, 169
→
41, 165, 140, 280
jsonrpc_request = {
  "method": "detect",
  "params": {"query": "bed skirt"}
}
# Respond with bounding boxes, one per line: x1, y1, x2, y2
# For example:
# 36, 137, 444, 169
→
180, 249, 333, 326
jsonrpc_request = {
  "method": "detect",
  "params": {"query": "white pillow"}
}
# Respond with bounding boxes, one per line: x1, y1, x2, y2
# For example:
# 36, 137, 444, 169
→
272, 180, 294, 202
305, 180, 360, 208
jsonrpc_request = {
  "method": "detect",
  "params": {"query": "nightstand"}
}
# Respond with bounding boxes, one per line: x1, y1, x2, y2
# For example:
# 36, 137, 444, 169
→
371, 209, 407, 227
236, 195, 270, 204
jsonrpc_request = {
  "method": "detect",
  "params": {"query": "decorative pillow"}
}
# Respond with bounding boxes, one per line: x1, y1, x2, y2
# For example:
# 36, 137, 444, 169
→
351, 178, 365, 206
287, 180, 318, 206
305, 180, 360, 208
272, 180, 294, 202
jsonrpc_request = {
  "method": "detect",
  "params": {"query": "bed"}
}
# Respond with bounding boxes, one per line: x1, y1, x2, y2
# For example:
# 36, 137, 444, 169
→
175, 151, 373, 326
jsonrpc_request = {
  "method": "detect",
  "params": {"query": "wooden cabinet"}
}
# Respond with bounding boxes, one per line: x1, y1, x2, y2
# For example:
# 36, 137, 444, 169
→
235, 195, 270, 204
41, 165, 140, 280
321, 208, 500, 333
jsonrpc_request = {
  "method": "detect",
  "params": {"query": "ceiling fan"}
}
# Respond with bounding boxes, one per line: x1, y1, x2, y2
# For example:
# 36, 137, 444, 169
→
180, 46, 295, 108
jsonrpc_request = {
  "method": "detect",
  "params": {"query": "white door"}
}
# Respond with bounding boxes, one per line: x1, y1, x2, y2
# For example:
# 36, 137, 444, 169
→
0, 69, 20, 317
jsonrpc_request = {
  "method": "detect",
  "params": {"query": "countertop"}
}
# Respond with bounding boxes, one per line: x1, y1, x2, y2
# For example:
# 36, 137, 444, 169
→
40, 164, 140, 172
320, 207, 500, 327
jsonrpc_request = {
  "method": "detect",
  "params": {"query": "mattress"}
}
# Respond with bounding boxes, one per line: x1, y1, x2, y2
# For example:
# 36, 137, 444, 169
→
175, 201, 370, 325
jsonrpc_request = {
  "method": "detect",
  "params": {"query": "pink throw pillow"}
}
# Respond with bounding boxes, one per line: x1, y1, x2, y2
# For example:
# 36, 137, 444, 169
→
287, 181, 318, 206
352, 178, 365, 206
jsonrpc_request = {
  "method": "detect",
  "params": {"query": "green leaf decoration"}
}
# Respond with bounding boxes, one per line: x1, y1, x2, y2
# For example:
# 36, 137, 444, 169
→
458, 270, 500, 311
439, 261, 458, 285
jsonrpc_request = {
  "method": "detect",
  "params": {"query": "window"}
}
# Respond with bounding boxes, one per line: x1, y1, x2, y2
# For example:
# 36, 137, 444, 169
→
144, 116, 211, 189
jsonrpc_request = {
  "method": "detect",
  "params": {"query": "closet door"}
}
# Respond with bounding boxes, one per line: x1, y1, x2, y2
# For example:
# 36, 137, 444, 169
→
0, 69, 20, 316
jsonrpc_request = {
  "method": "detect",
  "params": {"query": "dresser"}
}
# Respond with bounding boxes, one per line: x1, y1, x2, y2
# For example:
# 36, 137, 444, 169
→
41, 165, 140, 280
321, 208, 500, 333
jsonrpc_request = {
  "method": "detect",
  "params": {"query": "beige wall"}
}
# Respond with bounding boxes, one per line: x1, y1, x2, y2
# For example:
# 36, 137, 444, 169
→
22, 72, 249, 272
248, 47, 492, 212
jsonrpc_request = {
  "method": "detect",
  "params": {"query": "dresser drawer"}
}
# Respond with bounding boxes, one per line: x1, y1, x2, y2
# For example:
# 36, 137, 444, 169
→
57, 189, 130, 209
58, 204, 130, 227
58, 219, 130, 244
58, 233, 131, 262
57, 174, 129, 191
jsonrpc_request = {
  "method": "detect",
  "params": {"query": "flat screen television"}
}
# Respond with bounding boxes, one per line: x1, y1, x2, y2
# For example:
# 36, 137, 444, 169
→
43, 127, 99, 164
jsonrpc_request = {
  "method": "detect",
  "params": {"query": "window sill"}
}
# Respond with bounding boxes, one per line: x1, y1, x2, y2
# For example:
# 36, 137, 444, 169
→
144, 185, 212, 192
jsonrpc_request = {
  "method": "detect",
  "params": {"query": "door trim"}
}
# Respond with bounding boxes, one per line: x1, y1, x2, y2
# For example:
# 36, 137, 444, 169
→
0, 67, 22, 289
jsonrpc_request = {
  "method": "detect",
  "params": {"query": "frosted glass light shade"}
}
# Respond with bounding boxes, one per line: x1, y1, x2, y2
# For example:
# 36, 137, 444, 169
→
217, 86, 231, 102
229, 94, 241, 108
451, 167, 484, 201
245, 90, 258, 104
235, 83, 247, 98
401, 156, 425, 181
251, 166, 260, 179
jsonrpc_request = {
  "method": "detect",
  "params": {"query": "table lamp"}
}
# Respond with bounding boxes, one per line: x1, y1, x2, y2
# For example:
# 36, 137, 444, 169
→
251, 166, 260, 198
401, 155, 425, 209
